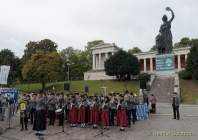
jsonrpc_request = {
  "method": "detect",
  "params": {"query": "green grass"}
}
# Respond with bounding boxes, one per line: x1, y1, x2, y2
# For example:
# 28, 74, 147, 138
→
14, 80, 139, 95
180, 79, 198, 104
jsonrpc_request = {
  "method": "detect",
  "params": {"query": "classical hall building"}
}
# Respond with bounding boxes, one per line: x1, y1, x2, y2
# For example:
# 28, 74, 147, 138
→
84, 43, 190, 80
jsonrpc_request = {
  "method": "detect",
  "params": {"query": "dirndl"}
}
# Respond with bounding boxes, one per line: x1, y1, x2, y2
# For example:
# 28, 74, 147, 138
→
33, 110, 46, 131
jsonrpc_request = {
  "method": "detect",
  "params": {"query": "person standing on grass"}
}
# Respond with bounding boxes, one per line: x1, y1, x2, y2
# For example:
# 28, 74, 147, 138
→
172, 92, 180, 120
150, 94, 157, 113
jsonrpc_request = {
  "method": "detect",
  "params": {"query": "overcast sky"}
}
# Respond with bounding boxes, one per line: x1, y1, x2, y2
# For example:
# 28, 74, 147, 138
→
0, 0, 197, 57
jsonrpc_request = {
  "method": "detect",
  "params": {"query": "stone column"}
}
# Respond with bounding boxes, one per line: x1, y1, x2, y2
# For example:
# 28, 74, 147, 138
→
144, 58, 146, 72
185, 54, 187, 62
105, 53, 108, 59
185, 54, 187, 67
178, 55, 181, 71
99, 53, 101, 69
92, 54, 95, 70
150, 58, 153, 72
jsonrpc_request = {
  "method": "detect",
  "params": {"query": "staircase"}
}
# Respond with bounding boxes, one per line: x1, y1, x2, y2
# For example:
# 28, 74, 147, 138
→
150, 76, 174, 103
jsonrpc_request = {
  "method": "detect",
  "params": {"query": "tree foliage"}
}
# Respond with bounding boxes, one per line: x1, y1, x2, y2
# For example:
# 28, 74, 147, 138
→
0, 49, 22, 83
22, 39, 58, 63
22, 52, 64, 91
128, 47, 142, 54
104, 50, 140, 80
60, 47, 90, 80
174, 37, 192, 48
184, 39, 198, 80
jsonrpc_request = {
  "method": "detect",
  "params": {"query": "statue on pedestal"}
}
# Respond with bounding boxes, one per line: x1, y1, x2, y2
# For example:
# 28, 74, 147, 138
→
156, 7, 175, 54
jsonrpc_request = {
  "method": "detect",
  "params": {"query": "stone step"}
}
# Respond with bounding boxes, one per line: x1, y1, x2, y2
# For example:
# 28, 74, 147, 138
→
150, 76, 174, 103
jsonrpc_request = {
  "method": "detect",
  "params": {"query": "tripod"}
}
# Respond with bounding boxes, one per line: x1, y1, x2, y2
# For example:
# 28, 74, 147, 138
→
94, 123, 110, 138
53, 106, 70, 135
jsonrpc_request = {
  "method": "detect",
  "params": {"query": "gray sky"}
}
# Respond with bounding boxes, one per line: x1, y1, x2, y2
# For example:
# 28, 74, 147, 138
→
0, 0, 197, 57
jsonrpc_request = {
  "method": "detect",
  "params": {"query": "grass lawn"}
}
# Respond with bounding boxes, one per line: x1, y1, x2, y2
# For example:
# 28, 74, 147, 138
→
180, 79, 198, 104
14, 80, 139, 95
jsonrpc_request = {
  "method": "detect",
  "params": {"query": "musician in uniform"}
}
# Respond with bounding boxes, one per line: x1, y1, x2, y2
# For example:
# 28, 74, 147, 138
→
131, 92, 139, 124
33, 93, 47, 136
48, 93, 57, 125
19, 95, 30, 131
30, 93, 37, 124
90, 96, 100, 128
126, 93, 133, 127
68, 95, 78, 127
58, 92, 66, 126
101, 96, 110, 129
117, 95, 128, 131
78, 95, 87, 127
109, 93, 117, 126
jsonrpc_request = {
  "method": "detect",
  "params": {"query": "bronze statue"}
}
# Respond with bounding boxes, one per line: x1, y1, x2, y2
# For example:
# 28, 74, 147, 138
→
156, 7, 175, 54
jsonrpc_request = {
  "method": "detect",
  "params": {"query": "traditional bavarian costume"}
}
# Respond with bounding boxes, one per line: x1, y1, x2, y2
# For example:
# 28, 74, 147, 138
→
117, 99, 128, 131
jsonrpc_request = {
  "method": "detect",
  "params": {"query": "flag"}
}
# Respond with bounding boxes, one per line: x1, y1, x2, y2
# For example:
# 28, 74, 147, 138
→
0, 65, 10, 85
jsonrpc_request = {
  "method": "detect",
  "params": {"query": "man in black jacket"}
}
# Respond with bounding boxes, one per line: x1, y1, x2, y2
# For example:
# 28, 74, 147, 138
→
172, 92, 180, 120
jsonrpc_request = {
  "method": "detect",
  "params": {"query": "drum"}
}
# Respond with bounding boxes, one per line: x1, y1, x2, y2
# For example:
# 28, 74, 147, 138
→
55, 108, 63, 115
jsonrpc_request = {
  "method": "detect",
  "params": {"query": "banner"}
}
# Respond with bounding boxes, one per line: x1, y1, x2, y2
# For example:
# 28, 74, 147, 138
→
0, 65, 10, 85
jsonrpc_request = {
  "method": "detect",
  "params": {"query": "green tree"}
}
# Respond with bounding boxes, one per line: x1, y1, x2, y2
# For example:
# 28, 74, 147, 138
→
22, 52, 64, 91
185, 39, 198, 80
0, 49, 22, 84
174, 37, 191, 48
22, 39, 58, 63
128, 47, 142, 54
104, 50, 140, 80
149, 45, 156, 51
60, 47, 91, 80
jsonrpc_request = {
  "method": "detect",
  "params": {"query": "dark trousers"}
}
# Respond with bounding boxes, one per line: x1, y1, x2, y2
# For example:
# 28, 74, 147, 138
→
132, 109, 137, 124
59, 113, 64, 126
20, 117, 28, 129
110, 109, 116, 126
151, 104, 156, 113
30, 108, 36, 124
173, 106, 180, 120
48, 110, 56, 125
126, 109, 132, 126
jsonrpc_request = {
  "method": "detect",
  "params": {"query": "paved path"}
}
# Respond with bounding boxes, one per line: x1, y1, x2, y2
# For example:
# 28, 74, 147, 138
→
0, 103, 197, 140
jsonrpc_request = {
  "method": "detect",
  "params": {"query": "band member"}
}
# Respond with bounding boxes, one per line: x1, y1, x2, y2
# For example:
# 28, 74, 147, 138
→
126, 93, 133, 127
117, 95, 128, 131
30, 93, 37, 124
68, 95, 78, 127
90, 96, 100, 128
19, 95, 29, 131
58, 92, 66, 126
78, 95, 87, 127
109, 93, 117, 126
85, 94, 91, 124
131, 92, 139, 124
48, 93, 57, 125
101, 96, 110, 129
33, 93, 47, 136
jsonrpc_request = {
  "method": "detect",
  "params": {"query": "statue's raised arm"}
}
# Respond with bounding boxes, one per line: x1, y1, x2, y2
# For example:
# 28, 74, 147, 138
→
166, 7, 175, 23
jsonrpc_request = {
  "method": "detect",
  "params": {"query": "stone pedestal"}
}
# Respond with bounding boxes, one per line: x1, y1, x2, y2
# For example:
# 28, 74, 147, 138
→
156, 53, 175, 75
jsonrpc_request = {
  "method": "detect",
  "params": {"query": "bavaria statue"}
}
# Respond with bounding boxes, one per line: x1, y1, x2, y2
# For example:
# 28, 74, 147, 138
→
156, 7, 175, 54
